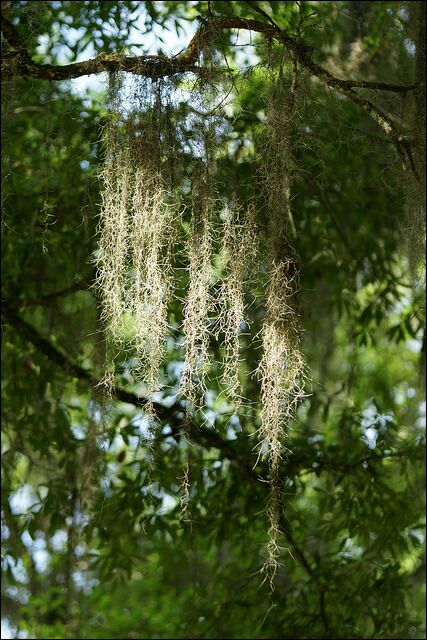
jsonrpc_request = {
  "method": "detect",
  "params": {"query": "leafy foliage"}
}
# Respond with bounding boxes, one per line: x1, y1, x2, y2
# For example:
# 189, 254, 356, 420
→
1, 2, 425, 639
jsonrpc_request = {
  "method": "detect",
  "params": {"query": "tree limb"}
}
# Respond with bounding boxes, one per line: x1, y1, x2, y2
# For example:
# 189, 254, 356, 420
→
19, 278, 91, 307
0, 303, 255, 477
1, 13, 417, 92
3, 304, 420, 597
2, 12, 418, 173
2, 303, 321, 583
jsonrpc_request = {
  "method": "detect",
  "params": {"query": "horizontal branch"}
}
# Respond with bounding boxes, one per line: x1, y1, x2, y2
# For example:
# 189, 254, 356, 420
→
2, 11, 418, 173
1, 13, 417, 93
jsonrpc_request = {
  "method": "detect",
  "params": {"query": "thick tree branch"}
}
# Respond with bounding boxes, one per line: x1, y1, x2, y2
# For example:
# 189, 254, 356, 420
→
2, 12, 417, 172
1, 13, 417, 92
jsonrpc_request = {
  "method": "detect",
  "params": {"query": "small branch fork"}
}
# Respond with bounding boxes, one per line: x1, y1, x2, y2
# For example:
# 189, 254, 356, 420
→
1, 8, 419, 172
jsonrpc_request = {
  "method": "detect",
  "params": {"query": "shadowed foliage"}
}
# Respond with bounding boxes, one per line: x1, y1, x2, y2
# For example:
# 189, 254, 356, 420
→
1, 2, 425, 639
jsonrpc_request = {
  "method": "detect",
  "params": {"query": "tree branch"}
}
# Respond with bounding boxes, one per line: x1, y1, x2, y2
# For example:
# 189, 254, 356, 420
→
1, 13, 31, 59
2, 12, 417, 173
2, 13, 415, 91
0, 303, 255, 477
19, 278, 91, 307
2, 303, 320, 584
2, 12, 417, 95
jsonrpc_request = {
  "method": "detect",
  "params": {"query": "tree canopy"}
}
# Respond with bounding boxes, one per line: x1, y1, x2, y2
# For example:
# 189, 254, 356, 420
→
1, 2, 426, 639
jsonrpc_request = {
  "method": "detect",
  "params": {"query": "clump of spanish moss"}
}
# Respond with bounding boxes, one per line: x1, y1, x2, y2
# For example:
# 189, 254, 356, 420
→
96, 75, 178, 403
217, 200, 257, 405
96, 73, 131, 343
179, 42, 228, 408
178, 157, 216, 525
180, 161, 215, 406
258, 58, 306, 585
258, 257, 306, 585
129, 89, 177, 402
95, 48, 307, 581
